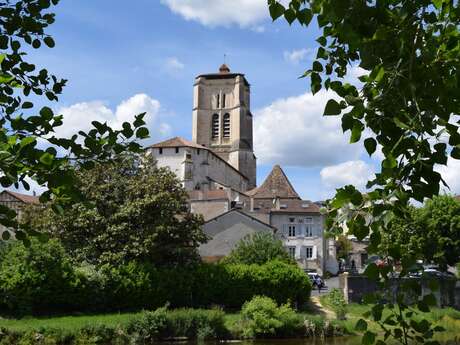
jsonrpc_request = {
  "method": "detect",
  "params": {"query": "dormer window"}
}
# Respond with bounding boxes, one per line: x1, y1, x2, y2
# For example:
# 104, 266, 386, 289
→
223, 113, 230, 138
212, 114, 219, 139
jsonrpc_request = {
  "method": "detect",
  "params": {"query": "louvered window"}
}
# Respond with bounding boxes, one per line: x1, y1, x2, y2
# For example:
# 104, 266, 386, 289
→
212, 114, 219, 139
223, 113, 230, 138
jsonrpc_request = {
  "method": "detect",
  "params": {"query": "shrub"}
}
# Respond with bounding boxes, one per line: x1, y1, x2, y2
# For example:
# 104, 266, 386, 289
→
0, 239, 82, 316
0, 242, 311, 315
241, 296, 303, 338
223, 232, 295, 265
321, 288, 347, 320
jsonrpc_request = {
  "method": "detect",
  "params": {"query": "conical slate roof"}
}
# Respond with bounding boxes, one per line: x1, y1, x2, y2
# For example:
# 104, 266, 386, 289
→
247, 165, 300, 199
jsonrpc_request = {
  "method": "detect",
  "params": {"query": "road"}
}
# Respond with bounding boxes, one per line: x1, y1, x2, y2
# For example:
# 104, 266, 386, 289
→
310, 276, 339, 296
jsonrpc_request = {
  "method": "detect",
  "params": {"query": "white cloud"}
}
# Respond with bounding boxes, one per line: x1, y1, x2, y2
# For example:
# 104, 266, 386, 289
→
165, 57, 185, 73
283, 48, 313, 64
160, 0, 269, 27
437, 158, 460, 195
55, 94, 171, 144
320, 160, 375, 191
254, 90, 362, 167
251, 25, 265, 33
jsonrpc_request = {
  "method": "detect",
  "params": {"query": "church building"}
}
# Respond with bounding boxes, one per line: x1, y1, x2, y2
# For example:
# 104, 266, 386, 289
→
148, 65, 338, 275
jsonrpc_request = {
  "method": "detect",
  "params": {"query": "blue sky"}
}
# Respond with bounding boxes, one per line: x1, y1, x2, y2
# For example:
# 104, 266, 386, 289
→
20, 0, 460, 200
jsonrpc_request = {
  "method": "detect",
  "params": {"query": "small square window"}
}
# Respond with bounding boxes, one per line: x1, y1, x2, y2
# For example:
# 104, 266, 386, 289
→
289, 217, 295, 223
288, 247, 296, 259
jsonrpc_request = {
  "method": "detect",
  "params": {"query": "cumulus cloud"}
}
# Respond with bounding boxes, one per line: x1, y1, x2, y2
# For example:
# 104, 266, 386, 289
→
320, 160, 375, 191
437, 158, 460, 195
254, 90, 362, 167
55, 94, 171, 144
165, 57, 185, 74
283, 48, 313, 64
160, 0, 269, 27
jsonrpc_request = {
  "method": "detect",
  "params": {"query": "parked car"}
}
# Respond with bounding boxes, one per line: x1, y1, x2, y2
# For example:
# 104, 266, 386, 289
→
307, 272, 325, 289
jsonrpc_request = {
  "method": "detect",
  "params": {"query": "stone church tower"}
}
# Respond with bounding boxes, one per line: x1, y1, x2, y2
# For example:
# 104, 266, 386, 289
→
192, 64, 257, 189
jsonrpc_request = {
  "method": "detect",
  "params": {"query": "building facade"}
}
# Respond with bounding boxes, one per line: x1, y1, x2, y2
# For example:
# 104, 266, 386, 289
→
0, 190, 40, 236
149, 65, 338, 275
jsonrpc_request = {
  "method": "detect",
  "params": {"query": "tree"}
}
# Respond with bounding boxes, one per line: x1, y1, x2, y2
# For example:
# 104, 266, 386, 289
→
336, 234, 353, 260
223, 232, 294, 265
0, 0, 148, 241
267, 1, 459, 344
382, 195, 460, 270
22, 154, 207, 266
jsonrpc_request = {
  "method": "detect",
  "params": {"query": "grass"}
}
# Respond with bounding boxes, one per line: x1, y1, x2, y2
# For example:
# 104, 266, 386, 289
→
0, 312, 143, 332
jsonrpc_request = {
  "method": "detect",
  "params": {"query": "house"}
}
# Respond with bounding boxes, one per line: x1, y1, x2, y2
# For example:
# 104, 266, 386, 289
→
0, 190, 40, 236
198, 209, 276, 262
245, 165, 338, 275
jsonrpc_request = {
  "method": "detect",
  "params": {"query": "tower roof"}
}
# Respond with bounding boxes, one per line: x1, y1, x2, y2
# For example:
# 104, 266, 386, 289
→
219, 63, 230, 74
247, 165, 300, 199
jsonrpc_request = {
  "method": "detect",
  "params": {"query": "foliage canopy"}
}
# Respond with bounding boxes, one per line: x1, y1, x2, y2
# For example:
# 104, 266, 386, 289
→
223, 232, 294, 265
0, 0, 148, 241
23, 154, 206, 266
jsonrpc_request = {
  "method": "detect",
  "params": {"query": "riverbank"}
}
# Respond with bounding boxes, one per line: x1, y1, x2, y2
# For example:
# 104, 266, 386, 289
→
1, 304, 459, 345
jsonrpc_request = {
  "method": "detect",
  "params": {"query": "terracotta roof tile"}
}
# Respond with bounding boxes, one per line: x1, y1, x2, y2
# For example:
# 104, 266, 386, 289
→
247, 165, 300, 199
150, 136, 206, 150
2, 190, 40, 204
270, 199, 320, 214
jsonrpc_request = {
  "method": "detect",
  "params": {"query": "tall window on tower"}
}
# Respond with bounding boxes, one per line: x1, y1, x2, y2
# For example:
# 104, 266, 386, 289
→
216, 94, 220, 108
222, 93, 226, 108
223, 113, 230, 138
212, 114, 219, 139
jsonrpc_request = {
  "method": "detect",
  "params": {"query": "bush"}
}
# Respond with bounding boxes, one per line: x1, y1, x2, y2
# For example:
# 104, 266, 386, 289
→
223, 232, 295, 265
240, 296, 303, 338
0, 240, 311, 315
0, 239, 82, 316
320, 288, 347, 320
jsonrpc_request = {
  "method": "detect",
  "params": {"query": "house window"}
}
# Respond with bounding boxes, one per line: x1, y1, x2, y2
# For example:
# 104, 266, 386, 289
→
223, 113, 230, 138
159, 148, 163, 154
305, 217, 313, 223
288, 247, 296, 259
288, 225, 296, 237
212, 114, 219, 139
305, 225, 313, 237
222, 93, 226, 108
197, 149, 200, 155
175, 147, 179, 154
186, 153, 192, 159
305, 247, 313, 259
289, 217, 295, 223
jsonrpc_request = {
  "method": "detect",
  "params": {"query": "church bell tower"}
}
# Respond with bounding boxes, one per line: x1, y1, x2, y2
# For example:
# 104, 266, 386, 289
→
192, 64, 256, 189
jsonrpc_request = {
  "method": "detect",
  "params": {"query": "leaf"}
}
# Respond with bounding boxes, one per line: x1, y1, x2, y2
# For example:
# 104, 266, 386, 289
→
269, 2, 285, 20
313, 61, 323, 72
136, 127, 149, 139
324, 99, 341, 116
44, 36, 55, 48
364, 263, 379, 281
364, 138, 377, 156
297, 8, 313, 26
362, 331, 376, 345
355, 319, 368, 331
20, 137, 36, 148
451, 147, 460, 159
39, 152, 54, 166
32, 39, 41, 49
40, 106, 54, 120
382, 155, 397, 169
1, 231, 10, 240
350, 121, 363, 143
433, 0, 443, 9
284, 9, 296, 24
22, 101, 33, 109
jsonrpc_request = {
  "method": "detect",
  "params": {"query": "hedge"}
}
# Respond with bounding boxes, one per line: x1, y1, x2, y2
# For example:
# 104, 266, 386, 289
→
0, 240, 311, 316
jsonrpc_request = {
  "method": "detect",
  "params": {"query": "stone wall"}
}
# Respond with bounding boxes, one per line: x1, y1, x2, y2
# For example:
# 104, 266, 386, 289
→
340, 273, 460, 309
